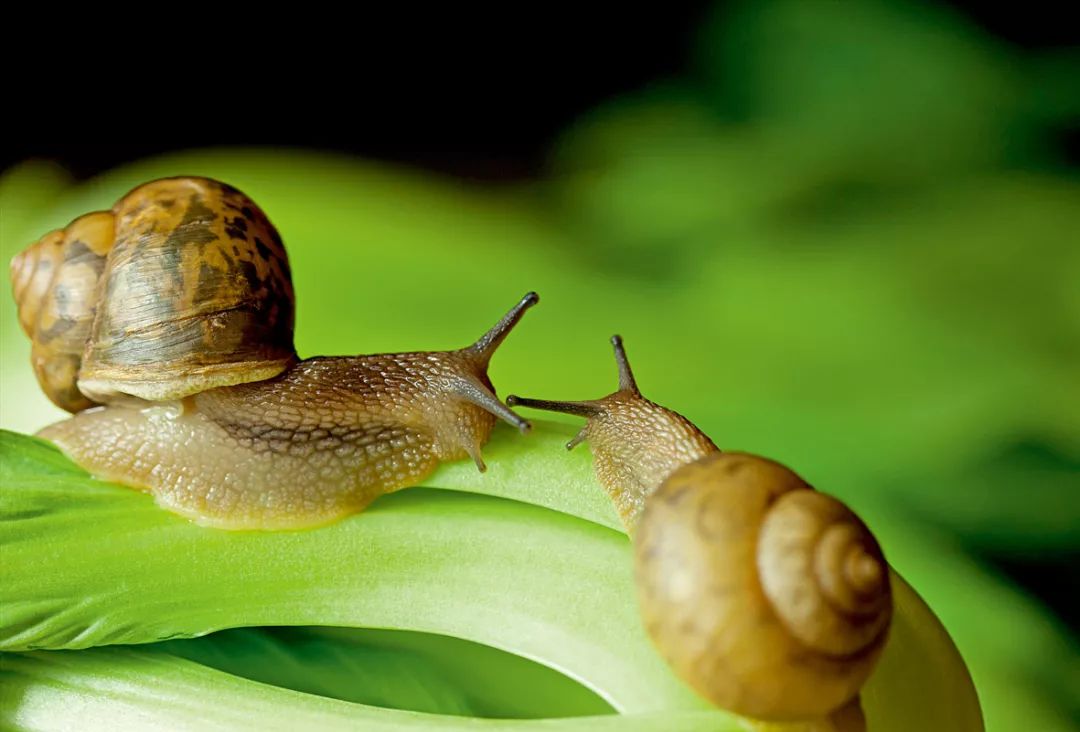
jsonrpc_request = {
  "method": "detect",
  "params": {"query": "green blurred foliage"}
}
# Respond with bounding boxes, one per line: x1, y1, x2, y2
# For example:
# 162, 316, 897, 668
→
1, 0, 1078, 730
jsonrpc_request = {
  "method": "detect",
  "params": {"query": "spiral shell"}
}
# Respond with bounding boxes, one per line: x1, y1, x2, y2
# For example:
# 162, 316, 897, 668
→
9, 177, 296, 410
10, 213, 115, 411
634, 452, 891, 721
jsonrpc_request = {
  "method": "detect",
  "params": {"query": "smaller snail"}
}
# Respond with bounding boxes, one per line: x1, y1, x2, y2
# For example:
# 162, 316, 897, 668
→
508, 337, 892, 729
11, 177, 537, 529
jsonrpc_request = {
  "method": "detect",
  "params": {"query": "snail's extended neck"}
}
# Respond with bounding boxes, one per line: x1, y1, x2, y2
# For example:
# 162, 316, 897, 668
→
209, 352, 527, 431
586, 396, 720, 531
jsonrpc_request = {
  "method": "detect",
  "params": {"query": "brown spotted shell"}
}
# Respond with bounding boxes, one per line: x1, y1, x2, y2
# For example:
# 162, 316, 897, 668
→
9, 177, 296, 411
634, 452, 892, 722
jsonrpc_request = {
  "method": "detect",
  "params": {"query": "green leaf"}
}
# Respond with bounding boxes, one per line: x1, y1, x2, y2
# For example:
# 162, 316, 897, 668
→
302, 628, 613, 719
425, 422, 619, 529
158, 627, 477, 717
0, 429, 982, 731
0, 647, 736, 732
159, 626, 613, 719
0, 432, 708, 714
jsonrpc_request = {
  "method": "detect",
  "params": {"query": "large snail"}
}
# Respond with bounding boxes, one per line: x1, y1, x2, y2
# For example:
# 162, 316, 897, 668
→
508, 337, 892, 730
10, 176, 536, 529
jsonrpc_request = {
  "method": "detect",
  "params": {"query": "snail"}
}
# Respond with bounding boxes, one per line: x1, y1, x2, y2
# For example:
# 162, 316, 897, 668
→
507, 337, 892, 730
10, 176, 537, 529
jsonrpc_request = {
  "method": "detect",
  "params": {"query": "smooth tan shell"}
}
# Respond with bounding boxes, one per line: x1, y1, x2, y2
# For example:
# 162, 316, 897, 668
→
9, 177, 296, 409
634, 452, 891, 721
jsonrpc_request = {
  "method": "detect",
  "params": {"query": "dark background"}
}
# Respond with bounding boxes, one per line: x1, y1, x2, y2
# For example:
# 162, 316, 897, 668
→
3, 1, 1077, 182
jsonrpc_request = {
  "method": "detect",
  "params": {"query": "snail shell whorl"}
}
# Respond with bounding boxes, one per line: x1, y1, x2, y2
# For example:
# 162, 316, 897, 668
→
10, 213, 116, 412
9, 177, 297, 410
758, 490, 891, 657
634, 452, 891, 721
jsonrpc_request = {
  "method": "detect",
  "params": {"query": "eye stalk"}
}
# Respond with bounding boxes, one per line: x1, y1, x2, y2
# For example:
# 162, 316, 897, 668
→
609, 335, 639, 393
454, 291, 540, 436
467, 291, 539, 367
507, 334, 638, 428
507, 335, 719, 525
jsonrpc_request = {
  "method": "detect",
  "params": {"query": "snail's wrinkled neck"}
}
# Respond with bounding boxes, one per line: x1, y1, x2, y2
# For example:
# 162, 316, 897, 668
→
588, 397, 720, 531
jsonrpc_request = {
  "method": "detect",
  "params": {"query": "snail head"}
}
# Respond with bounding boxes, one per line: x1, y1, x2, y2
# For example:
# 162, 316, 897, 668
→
508, 336, 718, 528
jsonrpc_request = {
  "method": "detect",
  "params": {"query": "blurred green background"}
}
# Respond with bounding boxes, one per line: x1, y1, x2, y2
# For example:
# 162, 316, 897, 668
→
2, 1, 1077, 730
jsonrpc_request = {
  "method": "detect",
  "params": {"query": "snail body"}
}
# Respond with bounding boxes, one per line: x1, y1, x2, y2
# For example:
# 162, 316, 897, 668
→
508, 337, 891, 727
11, 177, 535, 529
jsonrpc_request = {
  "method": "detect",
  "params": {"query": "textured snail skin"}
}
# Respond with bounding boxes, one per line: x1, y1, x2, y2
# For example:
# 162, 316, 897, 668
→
39, 346, 528, 530
564, 392, 718, 528
13, 177, 536, 529
506, 350, 717, 529
507, 336, 892, 729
